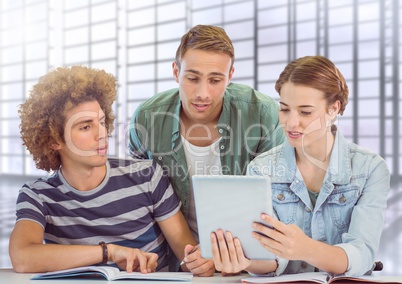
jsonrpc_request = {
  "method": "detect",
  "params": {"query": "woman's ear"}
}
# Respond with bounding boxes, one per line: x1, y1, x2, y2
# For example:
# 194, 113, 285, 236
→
328, 100, 341, 116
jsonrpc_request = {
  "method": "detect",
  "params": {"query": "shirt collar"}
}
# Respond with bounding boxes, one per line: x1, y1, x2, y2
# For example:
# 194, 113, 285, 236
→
279, 129, 351, 185
171, 94, 182, 142
326, 129, 351, 184
218, 90, 231, 128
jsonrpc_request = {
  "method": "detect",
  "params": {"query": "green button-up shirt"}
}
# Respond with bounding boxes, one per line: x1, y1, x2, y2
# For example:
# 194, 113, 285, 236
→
129, 82, 285, 217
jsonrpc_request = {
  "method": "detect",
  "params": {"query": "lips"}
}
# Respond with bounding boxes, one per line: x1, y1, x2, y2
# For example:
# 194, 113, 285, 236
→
192, 102, 210, 111
96, 145, 108, 155
287, 131, 303, 139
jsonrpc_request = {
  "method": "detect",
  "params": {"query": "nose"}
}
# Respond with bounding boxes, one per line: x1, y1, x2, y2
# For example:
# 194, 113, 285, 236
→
286, 111, 300, 129
195, 81, 210, 101
95, 122, 107, 141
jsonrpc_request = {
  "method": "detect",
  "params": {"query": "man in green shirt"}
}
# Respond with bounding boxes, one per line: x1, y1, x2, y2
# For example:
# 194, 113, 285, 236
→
129, 24, 284, 268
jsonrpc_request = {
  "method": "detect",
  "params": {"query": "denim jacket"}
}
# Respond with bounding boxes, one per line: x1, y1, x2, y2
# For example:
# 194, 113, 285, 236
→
247, 129, 390, 276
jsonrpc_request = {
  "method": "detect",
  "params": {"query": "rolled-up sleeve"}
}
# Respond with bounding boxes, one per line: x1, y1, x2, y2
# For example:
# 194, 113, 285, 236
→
339, 156, 390, 276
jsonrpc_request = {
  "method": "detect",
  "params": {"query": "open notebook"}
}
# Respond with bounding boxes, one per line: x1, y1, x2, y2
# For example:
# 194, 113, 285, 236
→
192, 175, 275, 260
31, 266, 192, 281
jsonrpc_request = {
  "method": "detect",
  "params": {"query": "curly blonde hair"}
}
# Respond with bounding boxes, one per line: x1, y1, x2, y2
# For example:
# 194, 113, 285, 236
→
19, 66, 117, 172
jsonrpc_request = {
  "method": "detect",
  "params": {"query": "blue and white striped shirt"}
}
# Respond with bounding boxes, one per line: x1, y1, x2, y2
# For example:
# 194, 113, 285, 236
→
15, 158, 181, 270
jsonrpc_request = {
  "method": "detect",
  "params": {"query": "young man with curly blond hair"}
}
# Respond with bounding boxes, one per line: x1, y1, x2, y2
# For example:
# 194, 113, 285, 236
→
9, 66, 213, 276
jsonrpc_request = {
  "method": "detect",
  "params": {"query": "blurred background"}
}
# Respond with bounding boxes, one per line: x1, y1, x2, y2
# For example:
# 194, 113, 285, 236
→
0, 0, 401, 275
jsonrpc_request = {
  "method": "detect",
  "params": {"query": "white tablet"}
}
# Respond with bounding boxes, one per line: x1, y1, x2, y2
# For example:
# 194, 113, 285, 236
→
192, 175, 275, 260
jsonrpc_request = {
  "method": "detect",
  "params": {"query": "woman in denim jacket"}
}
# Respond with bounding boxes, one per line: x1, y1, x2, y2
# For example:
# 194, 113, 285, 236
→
211, 55, 390, 277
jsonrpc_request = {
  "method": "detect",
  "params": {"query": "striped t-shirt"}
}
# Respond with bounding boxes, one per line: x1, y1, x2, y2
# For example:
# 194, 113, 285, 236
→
15, 158, 181, 270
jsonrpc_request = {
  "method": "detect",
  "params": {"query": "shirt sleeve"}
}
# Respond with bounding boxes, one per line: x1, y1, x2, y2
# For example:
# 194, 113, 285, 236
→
256, 96, 285, 154
246, 161, 290, 276
337, 156, 390, 276
15, 185, 47, 228
129, 107, 152, 159
149, 162, 181, 222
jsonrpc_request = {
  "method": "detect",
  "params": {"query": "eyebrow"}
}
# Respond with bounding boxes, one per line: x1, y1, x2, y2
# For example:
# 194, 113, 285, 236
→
279, 102, 315, 108
73, 115, 105, 127
184, 69, 226, 77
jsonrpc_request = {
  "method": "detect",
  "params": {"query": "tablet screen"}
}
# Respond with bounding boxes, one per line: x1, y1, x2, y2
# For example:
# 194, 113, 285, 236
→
192, 175, 275, 260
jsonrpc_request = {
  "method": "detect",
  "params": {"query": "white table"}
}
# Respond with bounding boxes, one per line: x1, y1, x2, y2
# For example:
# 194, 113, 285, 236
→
3, 269, 402, 284
0, 269, 246, 284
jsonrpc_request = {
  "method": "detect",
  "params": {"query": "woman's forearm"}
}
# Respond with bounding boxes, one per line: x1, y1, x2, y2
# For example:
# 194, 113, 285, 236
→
246, 259, 278, 275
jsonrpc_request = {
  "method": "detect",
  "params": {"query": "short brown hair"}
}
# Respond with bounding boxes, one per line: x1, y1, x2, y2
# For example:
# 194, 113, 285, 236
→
175, 24, 235, 69
19, 66, 117, 172
275, 55, 349, 115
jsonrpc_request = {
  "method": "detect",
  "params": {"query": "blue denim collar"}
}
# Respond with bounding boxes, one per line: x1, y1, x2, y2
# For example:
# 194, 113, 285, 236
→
276, 129, 351, 185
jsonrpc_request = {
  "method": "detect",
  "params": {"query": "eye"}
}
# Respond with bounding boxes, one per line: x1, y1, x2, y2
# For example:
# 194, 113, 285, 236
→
279, 108, 289, 112
301, 111, 312, 116
210, 78, 222, 84
187, 77, 198, 82
80, 125, 90, 131
100, 120, 106, 127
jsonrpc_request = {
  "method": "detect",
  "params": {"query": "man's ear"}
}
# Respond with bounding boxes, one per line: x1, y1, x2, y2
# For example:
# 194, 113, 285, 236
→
228, 66, 235, 83
172, 61, 180, 83
50, 142, 61, 151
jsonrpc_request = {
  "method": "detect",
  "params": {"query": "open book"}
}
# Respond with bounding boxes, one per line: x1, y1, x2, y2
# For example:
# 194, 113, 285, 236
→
241, 272, 402, 284
31, 265, 193, 281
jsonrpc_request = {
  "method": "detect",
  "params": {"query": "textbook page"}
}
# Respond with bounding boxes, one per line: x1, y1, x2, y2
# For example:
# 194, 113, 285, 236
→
242, 272, 329, 284
242, 272, 402, 284
31, 265, 193, 281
